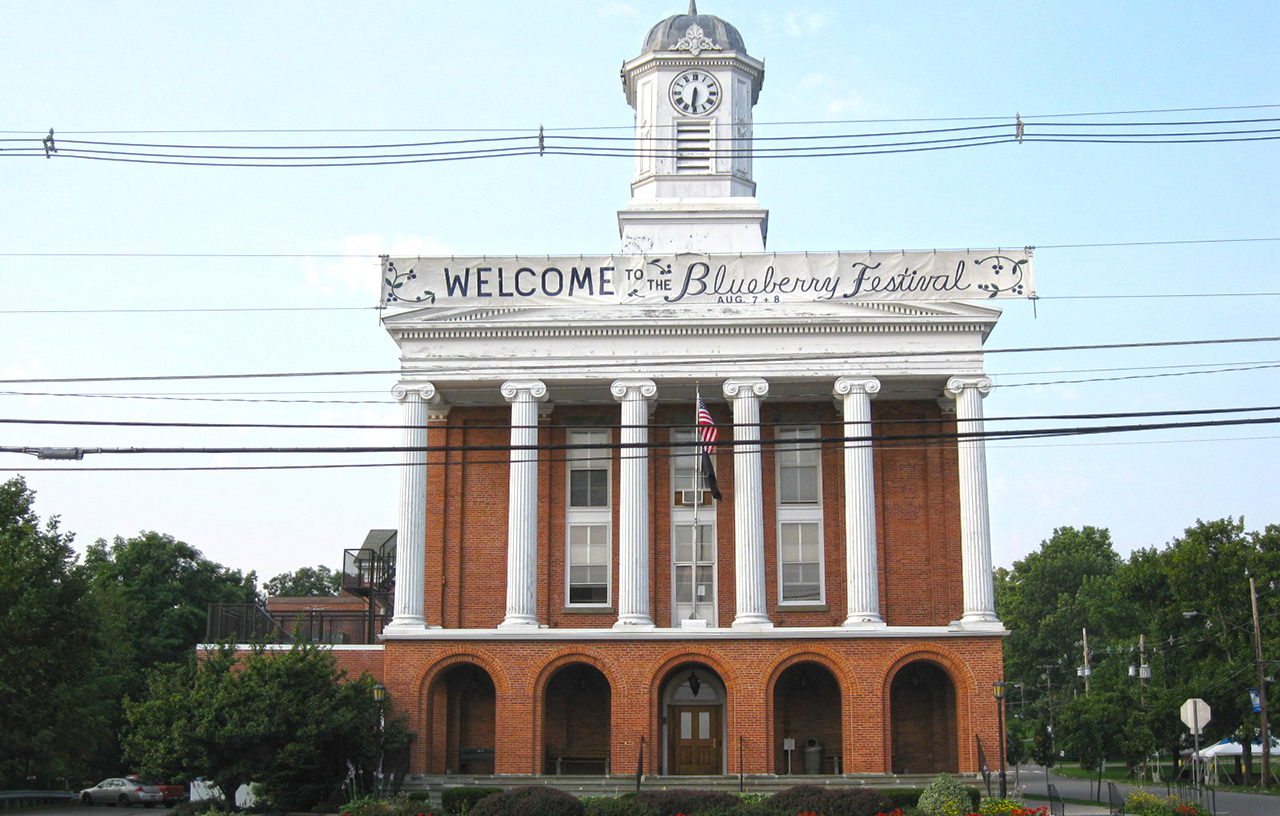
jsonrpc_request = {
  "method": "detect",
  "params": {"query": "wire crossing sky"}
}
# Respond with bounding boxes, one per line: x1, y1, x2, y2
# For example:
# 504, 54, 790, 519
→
1, 0, 1277, 577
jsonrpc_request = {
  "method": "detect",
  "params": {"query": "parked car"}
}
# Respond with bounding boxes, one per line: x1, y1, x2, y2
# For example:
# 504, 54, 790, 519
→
79, 778, 164, 808
124, 777, 186, 808
125, 776, 188, 808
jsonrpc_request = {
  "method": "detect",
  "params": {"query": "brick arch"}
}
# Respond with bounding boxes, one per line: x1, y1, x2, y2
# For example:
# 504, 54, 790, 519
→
414, 652, 506, 776
881, 649, 972, 775
647, 649, 738, 776
529, 650, 621, 776
762, 648, 850, 774
531, 648, 627, 698
647, 647, 739, 699
414, 651, 510, 699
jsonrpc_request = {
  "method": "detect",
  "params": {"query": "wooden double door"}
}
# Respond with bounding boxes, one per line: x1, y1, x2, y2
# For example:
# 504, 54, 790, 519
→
668, 704, 721, 775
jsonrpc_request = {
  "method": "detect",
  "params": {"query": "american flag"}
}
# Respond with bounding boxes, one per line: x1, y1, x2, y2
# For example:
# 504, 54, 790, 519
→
696, 392, 723, 501
696, 394, 718, 455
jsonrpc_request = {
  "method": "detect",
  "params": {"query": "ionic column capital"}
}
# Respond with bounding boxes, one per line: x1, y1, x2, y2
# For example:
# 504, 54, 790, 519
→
610, 378, 658, 402
722, 377, 769, 400
392, 381, 441, 404
944, 376, 993, 399
834, 376, 881, 398
501, 379, 549, 403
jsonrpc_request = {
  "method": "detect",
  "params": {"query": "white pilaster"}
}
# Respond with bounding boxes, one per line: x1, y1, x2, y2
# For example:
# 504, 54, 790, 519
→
499, 380, 549, 629
834, 377, 885, 627
611, 378, 657, 630
385, 382, 444, 634
723, 377, 772, 629
945, 376, 1001, 628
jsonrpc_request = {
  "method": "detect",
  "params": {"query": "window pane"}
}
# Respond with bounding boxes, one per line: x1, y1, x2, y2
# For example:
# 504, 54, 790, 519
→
780, 522, 822, 602
568, 524, 608, 604
698, 710, 711, 739
675, 566, 693, 603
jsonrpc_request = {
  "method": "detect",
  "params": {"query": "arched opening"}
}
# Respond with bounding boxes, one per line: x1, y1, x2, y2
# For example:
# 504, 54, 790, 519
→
890, 660, 958, 774
542, 663, 611, 775
660, 662, 725, 775
773, 662, 842, 775
430, 663, 496, 775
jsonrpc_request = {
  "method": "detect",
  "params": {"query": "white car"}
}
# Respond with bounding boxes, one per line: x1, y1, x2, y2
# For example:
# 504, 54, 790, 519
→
79, 778, 164, 808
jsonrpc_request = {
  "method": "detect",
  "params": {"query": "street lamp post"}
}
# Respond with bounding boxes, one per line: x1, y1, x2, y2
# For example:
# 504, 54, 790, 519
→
372, 682, 389, 798
994, 680, 1008, 798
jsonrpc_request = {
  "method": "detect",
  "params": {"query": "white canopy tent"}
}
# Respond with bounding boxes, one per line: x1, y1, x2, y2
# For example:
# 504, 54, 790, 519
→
1190, 738, 1279, 785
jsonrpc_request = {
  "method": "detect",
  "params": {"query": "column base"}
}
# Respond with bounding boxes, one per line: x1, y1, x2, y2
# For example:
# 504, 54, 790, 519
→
497, 615, 544, 630
731, 615, 774, 630
381, 617, 432, 638
842, 614, 887, 628
949, 612, 1005, 632
613, 618, 657, 631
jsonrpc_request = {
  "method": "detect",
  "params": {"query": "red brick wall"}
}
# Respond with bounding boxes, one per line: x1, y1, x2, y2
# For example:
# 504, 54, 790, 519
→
360, 636, 1003, 777
420, 398, 963, 628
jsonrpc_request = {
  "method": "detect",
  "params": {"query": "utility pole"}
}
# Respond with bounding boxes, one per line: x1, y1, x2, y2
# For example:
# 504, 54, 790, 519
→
1039, 664, 1057, 742
1251, 576, 1271, 788
1082, 628, 1092, 693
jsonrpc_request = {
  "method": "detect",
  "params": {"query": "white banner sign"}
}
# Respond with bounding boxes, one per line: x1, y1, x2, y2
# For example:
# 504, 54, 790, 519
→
380, 250, 1033, 309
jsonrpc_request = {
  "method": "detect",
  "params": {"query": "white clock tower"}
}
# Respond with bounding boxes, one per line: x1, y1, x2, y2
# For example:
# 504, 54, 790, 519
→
618, 2, 768, 254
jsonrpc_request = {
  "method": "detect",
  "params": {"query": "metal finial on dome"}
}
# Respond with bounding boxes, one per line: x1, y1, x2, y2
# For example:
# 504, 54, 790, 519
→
688, 1, 697, 14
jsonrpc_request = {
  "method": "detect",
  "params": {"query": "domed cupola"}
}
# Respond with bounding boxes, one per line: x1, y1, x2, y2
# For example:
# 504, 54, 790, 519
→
641, 2, 748, 56
618, 2, 768, 254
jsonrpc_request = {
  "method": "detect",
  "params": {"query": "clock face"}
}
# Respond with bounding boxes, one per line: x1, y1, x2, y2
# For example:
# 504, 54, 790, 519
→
669, 70, 721, 116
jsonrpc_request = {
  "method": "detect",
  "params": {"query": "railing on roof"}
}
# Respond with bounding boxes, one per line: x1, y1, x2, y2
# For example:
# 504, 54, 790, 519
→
205, 603, 390, 645
343, 531, 396, 598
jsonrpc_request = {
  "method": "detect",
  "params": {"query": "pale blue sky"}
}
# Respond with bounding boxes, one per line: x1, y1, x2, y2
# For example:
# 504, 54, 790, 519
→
2, 1, 1277, 578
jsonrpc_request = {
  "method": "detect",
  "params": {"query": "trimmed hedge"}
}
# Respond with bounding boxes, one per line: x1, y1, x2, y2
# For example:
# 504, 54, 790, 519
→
441, 786, 503, 815
468, 786, 584, 816
633, 789, 741, 815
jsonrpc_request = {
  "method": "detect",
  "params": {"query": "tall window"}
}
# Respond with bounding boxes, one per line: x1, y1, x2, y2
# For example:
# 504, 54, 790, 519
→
776, 427, 823, 604
672, 429, 715, 623
567, 429, 610, 606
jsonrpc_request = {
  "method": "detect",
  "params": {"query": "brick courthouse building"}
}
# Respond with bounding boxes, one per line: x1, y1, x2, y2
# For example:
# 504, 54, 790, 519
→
351, 4, 1032, 783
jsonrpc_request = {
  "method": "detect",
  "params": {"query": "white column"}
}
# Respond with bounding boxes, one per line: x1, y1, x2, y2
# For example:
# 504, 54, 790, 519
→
945, 376, 1001, 627
611, 379, 657, 630
723, 378, 772, 629
385, 382, 444, 633
834, 376, 885, 627
499, 379, 549, 629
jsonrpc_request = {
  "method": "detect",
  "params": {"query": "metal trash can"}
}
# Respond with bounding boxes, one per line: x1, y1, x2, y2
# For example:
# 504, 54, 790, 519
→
803, 737, 823, 774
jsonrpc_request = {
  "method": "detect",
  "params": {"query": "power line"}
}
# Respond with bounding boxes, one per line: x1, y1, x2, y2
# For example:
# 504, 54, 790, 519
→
3, 334, 1280, 386
4, 413, 1279, 472
3, 103, 1276, 136
2, 236, 1274, 259
4, 402, 1276, 432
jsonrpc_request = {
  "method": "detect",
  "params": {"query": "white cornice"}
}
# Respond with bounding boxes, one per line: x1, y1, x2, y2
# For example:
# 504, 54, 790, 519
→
376, 624, 1008, 641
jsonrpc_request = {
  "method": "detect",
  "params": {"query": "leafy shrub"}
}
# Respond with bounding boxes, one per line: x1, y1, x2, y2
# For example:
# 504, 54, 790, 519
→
767, 784, 830, 816
1125, 788, 1209, 816
633, 789, 741, 815
442, 787, 503, 815
882, 790, 921, 810
582, 795, 657, 816
767, 785, 892, 816
339, 795, 433, 816
469, 786, 584, 816
977, 803, 1047, 816
170, 802, 231, 816
916, 774, 972, 816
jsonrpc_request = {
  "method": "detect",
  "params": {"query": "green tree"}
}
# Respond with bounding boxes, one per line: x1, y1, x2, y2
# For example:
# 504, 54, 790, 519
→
125, 643, 409, 811
264, 565, 342, 598
0, 477, 119, 787
85, 532, 260, 671
996, 526, 1124, 725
